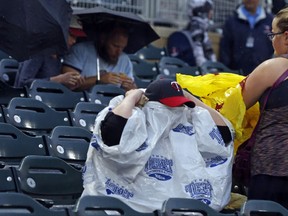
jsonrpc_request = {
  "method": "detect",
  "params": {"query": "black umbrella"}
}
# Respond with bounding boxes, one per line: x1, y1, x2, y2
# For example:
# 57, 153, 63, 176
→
0, 0, 72, 61
74, 6, 160, 54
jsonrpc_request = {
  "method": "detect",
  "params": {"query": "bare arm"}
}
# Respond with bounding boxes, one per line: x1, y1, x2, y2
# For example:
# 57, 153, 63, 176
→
112, 89, 145, 118
242, 57, 288, 109
100, 89, 145, 146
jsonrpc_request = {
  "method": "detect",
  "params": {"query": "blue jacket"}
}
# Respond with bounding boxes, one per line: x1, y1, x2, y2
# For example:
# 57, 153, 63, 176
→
219, 6, 274, 75
14, 55, 62, 88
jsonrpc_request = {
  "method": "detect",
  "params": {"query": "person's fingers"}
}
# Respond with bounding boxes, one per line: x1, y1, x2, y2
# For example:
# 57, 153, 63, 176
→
137, 94, 149, 107
112, 73, 121, 77
110, 74, 122, 85
69, 71, 81, 76
101, 72, 112, 84
68, 79, 77, 86
121, 79, 135, 90
125, 89, 144, 101
78, 76, 85, 85
121, 82, 129, 88
122, 80, 133, 86
101, 72, 130, 85
64, 71, 80, 79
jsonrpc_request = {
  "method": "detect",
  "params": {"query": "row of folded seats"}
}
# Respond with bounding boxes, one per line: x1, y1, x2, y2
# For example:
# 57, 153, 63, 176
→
0, 79, 126, 135
0, 123, 91, 168
128, 44, 243, 88
0, 174, 287, 216
0, 79, 125, 108
0, 97, 105, 134
129, 54, 243, 88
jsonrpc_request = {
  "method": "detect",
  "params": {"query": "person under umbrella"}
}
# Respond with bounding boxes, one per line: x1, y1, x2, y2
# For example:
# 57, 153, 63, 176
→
73, 6, 160, 55
62, 21, 137, 92
62, 6, 159, 92
14, 15, 87, 90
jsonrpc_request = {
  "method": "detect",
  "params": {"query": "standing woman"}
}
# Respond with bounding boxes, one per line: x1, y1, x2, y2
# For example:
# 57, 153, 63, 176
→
241, 7, 288, 208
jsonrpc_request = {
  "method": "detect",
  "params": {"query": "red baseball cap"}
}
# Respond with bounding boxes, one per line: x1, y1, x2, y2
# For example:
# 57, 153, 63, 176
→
145, 79, 195, 108
69, 15, 86, 37
69, 27, 87, 37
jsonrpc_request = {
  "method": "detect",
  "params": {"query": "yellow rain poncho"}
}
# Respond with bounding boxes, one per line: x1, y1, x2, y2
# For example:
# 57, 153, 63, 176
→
177, 73, 260, 154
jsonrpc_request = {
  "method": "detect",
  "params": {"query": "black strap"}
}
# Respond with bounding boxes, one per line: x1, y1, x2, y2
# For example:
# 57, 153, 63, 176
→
248, 69, 288, 146
262, 69, 288, 107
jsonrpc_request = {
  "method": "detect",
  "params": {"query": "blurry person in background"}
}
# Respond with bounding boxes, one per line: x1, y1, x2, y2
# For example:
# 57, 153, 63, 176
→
14, 15, 86, 90
167, 0, 216, 67
219, 0, 274, 76
271, 0, 287, 15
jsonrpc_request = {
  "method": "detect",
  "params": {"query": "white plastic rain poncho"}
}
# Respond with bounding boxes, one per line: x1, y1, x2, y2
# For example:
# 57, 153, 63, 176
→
82, 94, 235, 212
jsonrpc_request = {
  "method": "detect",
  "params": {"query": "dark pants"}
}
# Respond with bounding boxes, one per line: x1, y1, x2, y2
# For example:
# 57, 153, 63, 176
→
248, 174, 288, 209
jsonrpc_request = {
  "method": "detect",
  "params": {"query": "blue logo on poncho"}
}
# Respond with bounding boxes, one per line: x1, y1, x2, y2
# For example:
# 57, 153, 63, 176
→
144, 155, 173, 181
185, 179, 212, 205
209, 127, 225, 146
105, 179, 134, 199
136, 142, 148, 152
172, 124, 194, 136
91, 134, 101, 150
81, 165, 87, 175
205, 156, 227, 167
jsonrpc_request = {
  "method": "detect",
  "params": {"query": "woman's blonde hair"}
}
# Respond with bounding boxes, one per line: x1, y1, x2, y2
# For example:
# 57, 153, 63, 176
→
275, 7, 288, 32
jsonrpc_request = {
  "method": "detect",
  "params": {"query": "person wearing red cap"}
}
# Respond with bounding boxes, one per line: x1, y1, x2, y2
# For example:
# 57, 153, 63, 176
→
101, 79, 232, 146
82, 79, 235, 212
67, 15, 87, 49
14, 15, 86, 90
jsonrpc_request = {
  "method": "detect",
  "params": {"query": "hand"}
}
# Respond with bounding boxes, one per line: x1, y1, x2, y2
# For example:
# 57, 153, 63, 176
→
51, 71, 84, 90
125, 89, 146, 106
120, 75, 137, 91
113, 89, 146, 118
136, 94, 149, 107
100, 72, 122, 85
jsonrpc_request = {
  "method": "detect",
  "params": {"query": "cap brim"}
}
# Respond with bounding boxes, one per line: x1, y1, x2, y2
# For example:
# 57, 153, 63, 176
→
69, 28, 87, 37
160, 96, 195, 108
